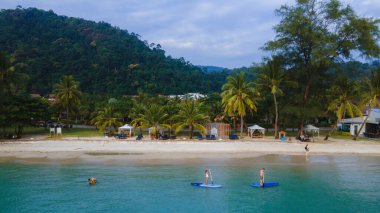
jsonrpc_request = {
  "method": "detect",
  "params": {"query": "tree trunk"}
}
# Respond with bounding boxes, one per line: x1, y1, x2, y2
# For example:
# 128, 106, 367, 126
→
325, 108, 346, 140
240, 114, 244, 137
354, 101, 372, 140
273, 93, 279, 139
66, 105, 69, 125
189, 125, 193, 139
324, 121, 339, 140
15, 125, 23, 138
233, 117, 237, 132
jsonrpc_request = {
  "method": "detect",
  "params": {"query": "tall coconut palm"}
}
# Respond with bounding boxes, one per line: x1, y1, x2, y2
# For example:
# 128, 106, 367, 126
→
354, 69, 380, 140
53, 75, 82, 123
256, 59, 297, 139
174, 99, 209, 139
131, 104, 167, 139
162, 99, 180, 138
221, 72, 258, 137
325, 76, 362, 140
90, 106, 122, 132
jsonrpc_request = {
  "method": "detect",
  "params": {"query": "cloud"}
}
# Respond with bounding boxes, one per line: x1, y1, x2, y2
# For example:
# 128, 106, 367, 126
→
0, 0, 379, 68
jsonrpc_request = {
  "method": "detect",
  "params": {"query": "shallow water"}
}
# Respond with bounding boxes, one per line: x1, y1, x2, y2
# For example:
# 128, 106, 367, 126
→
0, 155, 379, 212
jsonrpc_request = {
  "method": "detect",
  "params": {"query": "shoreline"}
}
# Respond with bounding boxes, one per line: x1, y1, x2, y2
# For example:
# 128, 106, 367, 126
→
1, 137, 380, 163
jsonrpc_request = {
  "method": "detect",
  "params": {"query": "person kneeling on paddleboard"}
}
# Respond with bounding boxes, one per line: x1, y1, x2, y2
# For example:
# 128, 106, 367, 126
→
260, 168, 265, 187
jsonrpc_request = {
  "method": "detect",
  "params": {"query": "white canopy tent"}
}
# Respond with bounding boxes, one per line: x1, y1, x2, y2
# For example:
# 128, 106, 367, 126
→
247, 125, 265, 137
118, 124, 133, 135
304, 124, 320, 137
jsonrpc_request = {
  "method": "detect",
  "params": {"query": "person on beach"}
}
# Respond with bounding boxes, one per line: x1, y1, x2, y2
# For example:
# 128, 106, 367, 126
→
88, 177, 97, 185
260, 168, 265, 187
205, 169, 210, 185
305, 144, 310, 155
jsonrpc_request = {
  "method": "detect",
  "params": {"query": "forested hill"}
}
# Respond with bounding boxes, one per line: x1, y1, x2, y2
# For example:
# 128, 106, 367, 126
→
0, 7, 228, 95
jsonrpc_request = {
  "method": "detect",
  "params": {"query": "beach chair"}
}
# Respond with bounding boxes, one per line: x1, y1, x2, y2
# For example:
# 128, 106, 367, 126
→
206, 135, 212, 140
210, 135, 217, 140
198, 134, 203, 140
136, 134, 143, 140
229, 134, 238, 140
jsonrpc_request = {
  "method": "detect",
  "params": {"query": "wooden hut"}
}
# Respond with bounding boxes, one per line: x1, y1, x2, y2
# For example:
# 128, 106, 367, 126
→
205, 123, 231, 139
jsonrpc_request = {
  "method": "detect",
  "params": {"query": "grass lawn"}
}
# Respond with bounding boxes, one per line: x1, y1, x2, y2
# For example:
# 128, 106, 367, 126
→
59, 128, 103, 138
3, 126, 102, 138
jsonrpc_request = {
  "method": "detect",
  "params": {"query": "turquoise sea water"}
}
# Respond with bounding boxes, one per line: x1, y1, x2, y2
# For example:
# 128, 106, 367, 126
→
0, 155, 379, 212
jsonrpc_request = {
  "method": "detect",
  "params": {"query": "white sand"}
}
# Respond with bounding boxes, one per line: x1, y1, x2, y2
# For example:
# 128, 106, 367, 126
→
0, 137, 379, 162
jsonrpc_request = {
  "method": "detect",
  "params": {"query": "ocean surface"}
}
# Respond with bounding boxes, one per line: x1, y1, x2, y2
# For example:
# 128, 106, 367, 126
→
0, 155, 379, 212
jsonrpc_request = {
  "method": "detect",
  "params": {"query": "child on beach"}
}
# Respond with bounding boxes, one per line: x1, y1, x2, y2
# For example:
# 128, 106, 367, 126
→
260, 168, 265, 187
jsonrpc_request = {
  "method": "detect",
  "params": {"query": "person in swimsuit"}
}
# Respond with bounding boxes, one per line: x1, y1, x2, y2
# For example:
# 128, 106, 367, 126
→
305, 144, 310, 155
205, 169, 210, 185
260, 168, 265, 187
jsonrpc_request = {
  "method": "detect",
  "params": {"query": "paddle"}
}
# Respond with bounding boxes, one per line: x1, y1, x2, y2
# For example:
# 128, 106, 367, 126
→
209, 169, 214, 185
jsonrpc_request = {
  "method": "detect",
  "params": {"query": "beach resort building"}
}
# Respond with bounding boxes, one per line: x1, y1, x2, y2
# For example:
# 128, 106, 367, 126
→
338, 108, 380, 138
168, 93, 207, 100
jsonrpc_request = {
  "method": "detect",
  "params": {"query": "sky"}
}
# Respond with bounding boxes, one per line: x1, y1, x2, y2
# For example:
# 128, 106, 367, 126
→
1, 0, 380, 68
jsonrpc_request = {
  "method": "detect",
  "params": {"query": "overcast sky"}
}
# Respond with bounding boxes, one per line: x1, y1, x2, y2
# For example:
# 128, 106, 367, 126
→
1, 0, 380, 68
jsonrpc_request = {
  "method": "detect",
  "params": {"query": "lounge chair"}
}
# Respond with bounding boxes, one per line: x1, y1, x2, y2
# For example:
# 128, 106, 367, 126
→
210, 135, 217, 140
159, 134, 169, 140
229, 134, 239, 140
198, 134, 203, 140
206, 135, 212, 140
136, 134, 143, 140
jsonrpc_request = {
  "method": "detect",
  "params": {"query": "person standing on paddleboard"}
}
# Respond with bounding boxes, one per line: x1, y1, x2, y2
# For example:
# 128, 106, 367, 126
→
260, 168, 265, 187
205, 169, 210, 185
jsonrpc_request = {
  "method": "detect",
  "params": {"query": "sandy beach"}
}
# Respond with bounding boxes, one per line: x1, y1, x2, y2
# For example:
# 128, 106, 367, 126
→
0, 137, 380, 163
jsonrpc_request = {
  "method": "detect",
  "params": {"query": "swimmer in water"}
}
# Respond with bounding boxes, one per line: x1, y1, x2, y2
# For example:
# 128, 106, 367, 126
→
88, 177, 97, 185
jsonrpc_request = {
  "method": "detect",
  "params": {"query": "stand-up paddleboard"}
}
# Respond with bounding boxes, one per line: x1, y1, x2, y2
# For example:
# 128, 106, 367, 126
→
191, 182, 222, 188
250, 182, 279, 188
199, 184, 222, 188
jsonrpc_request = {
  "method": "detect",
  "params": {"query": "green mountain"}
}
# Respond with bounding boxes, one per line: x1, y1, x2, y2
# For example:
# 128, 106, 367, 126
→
197, 66, 226, 72
0, 7, 228, 95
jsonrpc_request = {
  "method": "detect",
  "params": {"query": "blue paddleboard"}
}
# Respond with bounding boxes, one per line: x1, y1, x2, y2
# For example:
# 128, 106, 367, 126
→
191, 182, 222, 188
250, 182, 279, 188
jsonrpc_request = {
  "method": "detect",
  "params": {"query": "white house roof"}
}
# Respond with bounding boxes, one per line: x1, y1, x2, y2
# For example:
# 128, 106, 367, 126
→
248, 125, 265, 130
340, 116, 378, 124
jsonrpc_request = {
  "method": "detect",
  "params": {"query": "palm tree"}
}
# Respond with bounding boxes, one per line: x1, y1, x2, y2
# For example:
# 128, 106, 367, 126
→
53, 75, 82, 123
90, 106, 122, 132
325, 76, 362, 140
131, 104, 167, 139
354, 69, 380, 140
174, 99, 209, 139
256, 59, 296, 139
221, 72, 258, 137
162, 99, 180, 138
